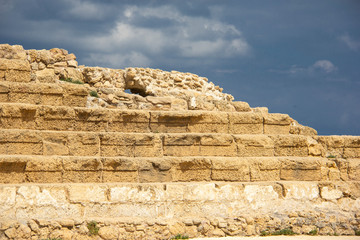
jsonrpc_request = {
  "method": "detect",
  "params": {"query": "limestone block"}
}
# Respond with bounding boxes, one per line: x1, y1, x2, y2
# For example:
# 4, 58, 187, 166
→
62, 157, 102, 181
249, 157, 281, 181
150, 111, 190, 133
0, 186, 16, 208
282, 182, 319, 200
25, 156, 62, 171
348, 158, 360, 180
108, 110, 150, 132
235, 135, 274, 157
320, 186, 343, 200
5, 69, 31, 82
146, 96, 172, 105
26, 172, 62, 183
229, 112, 263, 134
211, 158, 250, 181
36, 49, 54, 64
65, 53, 76, 61
74, 108, 109, 131
0, 58, 30, 71
264, 113, 292, 125
173, 158, 211, 181
171, 98, 188, 111
110, 184, 166, 203
188, 112, 228, 133
63, 157, 102, 171
61, 83, 88, 96
139, 158, 173, 182
169, 222, 186, 235
67, 60, 78, 68
99, 226, 119, 240
164, 133, 200, 146
41, 133, 69, 155
264, 113, 292, 134
343, 137, 360, 158
68, 185, 108, 203
100, 133, 160, 157
280, 157, 322, 181
316, 135, 345, 157
39, 105, 75, 120
35, 68, 56, 83
0, 44, 27, 60
103, 171, 138, 182
200, 134, 237, 156
271, 135, 308, 156
232, 101, 251, 112
163, 134, 200, 156
68, 133, 100, 156
183, 183, 218, 201
8, 83, 41, 103
243, 184, 279, 209
16, 185, 67, 207
289, 122, 317, 136
63, 67, 83, 82
344, 147, 360, 158
252, 107, 268, 113
0, 130, 42, 155
307, 137, 325, 156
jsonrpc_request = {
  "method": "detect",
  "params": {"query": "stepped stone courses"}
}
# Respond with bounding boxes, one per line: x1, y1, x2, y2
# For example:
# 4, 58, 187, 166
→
0, 44, 359, 239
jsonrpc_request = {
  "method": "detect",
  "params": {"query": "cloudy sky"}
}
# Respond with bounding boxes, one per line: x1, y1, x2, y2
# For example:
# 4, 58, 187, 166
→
1, 0, 360, 135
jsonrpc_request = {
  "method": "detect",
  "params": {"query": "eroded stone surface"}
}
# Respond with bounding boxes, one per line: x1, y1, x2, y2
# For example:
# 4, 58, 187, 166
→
0, 44, 359, 239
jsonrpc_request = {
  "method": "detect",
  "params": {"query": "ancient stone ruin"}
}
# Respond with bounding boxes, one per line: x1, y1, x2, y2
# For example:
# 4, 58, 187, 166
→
0, 44, 359, 239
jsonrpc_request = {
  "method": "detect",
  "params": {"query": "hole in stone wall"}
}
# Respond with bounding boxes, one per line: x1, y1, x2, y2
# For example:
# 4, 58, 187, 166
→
125, 87, 153, 97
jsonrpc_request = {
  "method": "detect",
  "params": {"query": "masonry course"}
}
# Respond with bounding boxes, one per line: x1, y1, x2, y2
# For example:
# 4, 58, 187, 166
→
0, 44, 359, 239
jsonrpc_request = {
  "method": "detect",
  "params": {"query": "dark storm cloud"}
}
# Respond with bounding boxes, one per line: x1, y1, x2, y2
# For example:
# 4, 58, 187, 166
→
0, 0, 360, 135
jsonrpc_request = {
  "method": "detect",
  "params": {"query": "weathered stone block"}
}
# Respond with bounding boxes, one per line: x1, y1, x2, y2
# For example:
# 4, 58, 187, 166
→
68, 185, 108, 203
5, 70, 31, 82
200, 134, 237, 156
282, 182, 319, 200
320, 186, 343, 200
348, 158, 360, 180
173, 158, 211, 181
188, 112, 228, 133
68, 133, 100, 156
211, 158, 250, 181
150, 111, 190, 133
280, 157, 322, 181
243, 184, 280, 209
108, 110, 150, 132
229, 112, 263, 134
26, 172, 62, 183
271, 135, 308, 156
249, 157, 281, 181
235, 135, 274, 157
35, 68, 56, 83
104, 171, 138, 182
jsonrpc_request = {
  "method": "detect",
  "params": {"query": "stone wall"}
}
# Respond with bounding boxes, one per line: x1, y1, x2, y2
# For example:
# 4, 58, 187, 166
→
1, 44, 238, 112
1, 44, 360, 239
1, 182, 359, 239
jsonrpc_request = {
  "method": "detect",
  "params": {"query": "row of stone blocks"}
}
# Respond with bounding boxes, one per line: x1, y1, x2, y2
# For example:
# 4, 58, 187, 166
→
1, 129, 359, 158
1, 181, 359, 239
0, 102, 308, 135
1, 155, 359, 184
0, 81, 88, 107
2, 128, 360, 158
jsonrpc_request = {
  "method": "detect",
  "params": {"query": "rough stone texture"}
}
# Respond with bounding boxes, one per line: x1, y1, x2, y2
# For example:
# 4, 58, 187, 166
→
0, 44, 359, 239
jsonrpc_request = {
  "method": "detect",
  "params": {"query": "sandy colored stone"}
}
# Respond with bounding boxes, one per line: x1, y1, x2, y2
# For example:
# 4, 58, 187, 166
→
98, 226, 118, 240
68, 185, 107, 203
320, 186, 343, 200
